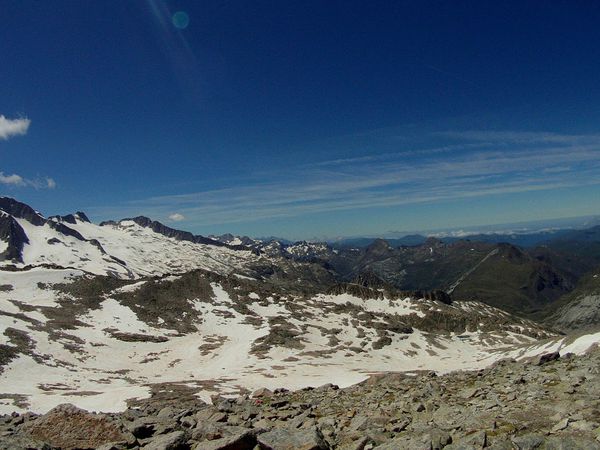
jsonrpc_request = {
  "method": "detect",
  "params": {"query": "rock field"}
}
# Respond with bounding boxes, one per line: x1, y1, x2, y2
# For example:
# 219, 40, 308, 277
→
1, 346, 599, 449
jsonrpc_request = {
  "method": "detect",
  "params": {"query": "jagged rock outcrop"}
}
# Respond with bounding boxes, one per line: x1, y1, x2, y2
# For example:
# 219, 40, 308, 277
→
0, 197, 45, 226
101, 216, 255, 252
49, 211, 91, 224
0, 215, 28, 262
128, 216, 227, 248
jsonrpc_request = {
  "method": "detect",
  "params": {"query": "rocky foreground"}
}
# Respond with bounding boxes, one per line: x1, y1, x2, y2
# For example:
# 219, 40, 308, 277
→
1, 347, 599, 450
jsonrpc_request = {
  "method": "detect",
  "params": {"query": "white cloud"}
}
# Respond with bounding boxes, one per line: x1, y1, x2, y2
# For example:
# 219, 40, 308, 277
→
168, 213, 185, 221
0, 115, 31, 140
0, 171, 56, 189
0, 172, 25, 186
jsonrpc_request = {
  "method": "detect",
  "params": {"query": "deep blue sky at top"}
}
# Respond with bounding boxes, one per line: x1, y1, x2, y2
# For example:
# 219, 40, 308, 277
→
2, 1, 600, 239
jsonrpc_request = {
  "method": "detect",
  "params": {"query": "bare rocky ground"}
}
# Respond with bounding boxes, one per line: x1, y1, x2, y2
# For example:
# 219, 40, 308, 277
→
1, 346, 599, 450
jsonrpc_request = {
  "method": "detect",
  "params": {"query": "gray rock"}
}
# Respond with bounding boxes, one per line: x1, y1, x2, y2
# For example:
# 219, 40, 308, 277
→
158, 406, 177, 419
180, 415, 197, 428
96, 443, 129, 450
339, 436, 370, 450
374, 435, 431, 449
413, 402, 426, 413
428, 429, 452, 449
535, 352, 560, 366
127, 416, 176, 438
511, 433, 545, 449
191, 422, 226, 441
0, 434, 53, 450
252, 388, 273, 398
193, 430, 256, 449
551, 418, 570, 432
257, 426, 328, 450
544, 435, 600, 449
486, 440, 514, 450
195, 407, 228, 423
218, 400, 237, 413
570, 419, 599, 432
443, 444, 479, 450
445, 431, 486, 450
143, 430, 186, 450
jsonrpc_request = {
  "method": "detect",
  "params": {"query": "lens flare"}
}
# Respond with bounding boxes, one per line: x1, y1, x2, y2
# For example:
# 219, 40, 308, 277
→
172, 11, 189, 29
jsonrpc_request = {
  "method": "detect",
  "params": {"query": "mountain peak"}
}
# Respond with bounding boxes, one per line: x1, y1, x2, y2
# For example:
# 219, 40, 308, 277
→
74, 211, 91, 223
49, 211, 91, 225
366, 238, 392, 253
0, 197, 45, 226
118, 216, 229, 248
424, 236, 444, 246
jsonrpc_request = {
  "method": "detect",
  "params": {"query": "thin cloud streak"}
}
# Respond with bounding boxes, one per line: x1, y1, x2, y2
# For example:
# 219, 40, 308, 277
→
90, 131, 600, 227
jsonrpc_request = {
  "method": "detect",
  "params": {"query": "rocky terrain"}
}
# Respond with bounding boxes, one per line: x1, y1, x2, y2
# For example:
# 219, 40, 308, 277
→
1, 265, 565, 414
1, 347, 599, 449
2, 197, 600, 449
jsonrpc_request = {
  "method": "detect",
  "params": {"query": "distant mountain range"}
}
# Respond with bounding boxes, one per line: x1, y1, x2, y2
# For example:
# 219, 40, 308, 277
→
330, 228, 589, 249
2, 195, 600, 324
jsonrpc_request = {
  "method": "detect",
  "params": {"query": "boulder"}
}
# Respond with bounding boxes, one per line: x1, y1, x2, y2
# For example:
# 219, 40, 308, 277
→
444, 430, 487, 449
0, 434, 53, 450
252, 388, 274, 398
544, 435, 600, 449
257, 427, 328, 450
535, 352, 560, 366
511, 433, 545, 449
20, 403, 135, 450
193, 430, 256, 449
143, 430, 187, 450
126, 416, 176, 438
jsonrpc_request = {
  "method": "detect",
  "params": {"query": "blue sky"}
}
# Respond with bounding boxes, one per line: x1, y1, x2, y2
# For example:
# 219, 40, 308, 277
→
2, 1, 600, 239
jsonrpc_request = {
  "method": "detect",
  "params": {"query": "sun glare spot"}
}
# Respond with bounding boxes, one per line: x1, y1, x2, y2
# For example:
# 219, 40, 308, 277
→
172, 11, 190, 29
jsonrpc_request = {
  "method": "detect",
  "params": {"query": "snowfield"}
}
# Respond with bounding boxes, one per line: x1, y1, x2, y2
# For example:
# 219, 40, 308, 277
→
1, 268, 598, 415
13, 218, 130, 277
64, 219, 262, 278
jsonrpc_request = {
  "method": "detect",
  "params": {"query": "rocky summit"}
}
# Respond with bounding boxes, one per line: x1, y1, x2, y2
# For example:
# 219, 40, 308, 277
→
1, 347, 599, 449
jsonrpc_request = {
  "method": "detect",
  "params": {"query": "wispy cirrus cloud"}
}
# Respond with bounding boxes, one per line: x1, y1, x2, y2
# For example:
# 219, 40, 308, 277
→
89, 130, 600, 227
0, 115, 31, 140
438, 130, 600, 145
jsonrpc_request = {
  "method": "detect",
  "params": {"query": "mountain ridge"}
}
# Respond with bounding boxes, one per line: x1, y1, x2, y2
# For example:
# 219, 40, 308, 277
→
1, 196, 598, 329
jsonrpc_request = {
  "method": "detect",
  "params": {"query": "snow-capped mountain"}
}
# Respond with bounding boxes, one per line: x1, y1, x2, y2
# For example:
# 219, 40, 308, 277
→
1, 197, 600, 416
209, 232, 260, 247
0, 197, 335, 284
210, 233, 337, 261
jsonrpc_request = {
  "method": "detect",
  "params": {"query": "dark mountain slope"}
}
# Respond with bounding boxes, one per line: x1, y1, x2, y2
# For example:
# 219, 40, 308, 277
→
451, 244, 575, 315
539, 267, 600, 332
